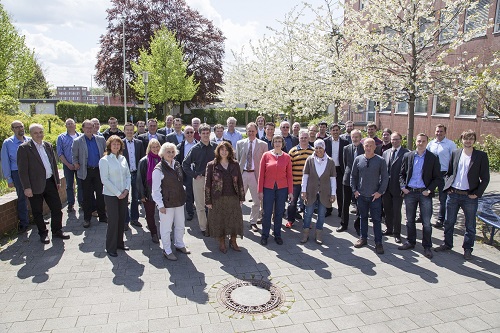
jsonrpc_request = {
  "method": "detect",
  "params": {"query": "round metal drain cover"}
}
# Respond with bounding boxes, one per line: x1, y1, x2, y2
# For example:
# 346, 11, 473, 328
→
209, 276, 294, 319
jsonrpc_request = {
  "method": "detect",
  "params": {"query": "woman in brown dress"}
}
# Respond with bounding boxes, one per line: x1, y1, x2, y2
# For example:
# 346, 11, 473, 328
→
205, 141, 245, 253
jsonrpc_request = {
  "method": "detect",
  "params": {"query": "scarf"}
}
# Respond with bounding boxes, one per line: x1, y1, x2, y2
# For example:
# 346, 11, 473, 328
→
147, 151, 161, 187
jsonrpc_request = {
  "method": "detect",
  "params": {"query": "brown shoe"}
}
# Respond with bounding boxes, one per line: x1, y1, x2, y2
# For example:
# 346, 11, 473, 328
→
354, 238, 367, 248
176, 247, 191, 254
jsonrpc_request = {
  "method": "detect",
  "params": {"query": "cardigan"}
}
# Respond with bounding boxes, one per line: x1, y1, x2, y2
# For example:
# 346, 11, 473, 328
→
258, 151, 293, 193
205, 160, 245, 205
99, 153, 131, 197
302, 155, 336, 208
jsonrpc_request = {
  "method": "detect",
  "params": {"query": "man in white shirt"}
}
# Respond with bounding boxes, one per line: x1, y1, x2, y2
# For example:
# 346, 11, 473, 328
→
256, 115, 266, 139
426, 124, 457, 228
236, 122, 268, 232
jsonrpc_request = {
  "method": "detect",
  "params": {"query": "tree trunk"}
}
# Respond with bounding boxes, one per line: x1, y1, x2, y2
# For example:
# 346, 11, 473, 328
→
407, 94, 416, 150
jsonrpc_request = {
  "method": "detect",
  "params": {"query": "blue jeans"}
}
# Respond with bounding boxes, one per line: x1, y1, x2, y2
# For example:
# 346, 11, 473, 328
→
436, 171, 447, 222
404, 191, 433, 248
444, 192, 478, 250
11, 170, 29, 227
286, 184, 302, 222
303, 194, 326, 230
63, 165, 83, 206
357, 195, 383, 243
126, 171, 139, 224
262, 185, 288, 239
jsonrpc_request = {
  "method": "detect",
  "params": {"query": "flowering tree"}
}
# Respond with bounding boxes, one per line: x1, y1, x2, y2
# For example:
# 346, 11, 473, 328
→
343, 0, 487, 147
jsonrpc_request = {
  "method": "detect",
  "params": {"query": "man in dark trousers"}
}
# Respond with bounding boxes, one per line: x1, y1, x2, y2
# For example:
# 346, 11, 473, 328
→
324, 123, 349, 218
176, 125, 198, 221
435, 130, 490, 260
17, 123, 70, 244
399, 133, 441, 259
381, 132, 408, 243
122, 122, 145, 230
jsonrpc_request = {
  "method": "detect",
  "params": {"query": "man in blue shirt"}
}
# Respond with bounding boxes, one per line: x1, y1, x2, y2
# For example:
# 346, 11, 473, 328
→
1, 120, 31, 233
399, 133, 441, 259
57, 118, 82, 213
223, 117, 242, 147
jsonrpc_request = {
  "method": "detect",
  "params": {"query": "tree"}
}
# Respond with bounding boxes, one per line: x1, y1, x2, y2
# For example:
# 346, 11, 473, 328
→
130, 28, 198, 114
343, 0, 486, 148
95, 0, 225, 108
0, 3, 36, 98
19, 61, 51, 99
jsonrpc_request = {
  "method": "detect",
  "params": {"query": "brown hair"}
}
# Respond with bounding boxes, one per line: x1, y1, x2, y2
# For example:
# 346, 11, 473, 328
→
416, 133, 429, 141
435, 124, 447, 132
214, 141, 236, 164
460, 129, 476, 142
105, 135, 124, 156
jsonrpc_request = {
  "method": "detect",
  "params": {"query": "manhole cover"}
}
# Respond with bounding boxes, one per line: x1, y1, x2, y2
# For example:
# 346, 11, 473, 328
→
209, 276, 294, 319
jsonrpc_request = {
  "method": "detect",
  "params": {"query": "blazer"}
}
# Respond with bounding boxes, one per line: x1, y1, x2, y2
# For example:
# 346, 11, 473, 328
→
235, 138, 268, 181
342, 143, 364, 186
205, 161, 245, 205
17, 140, 60, 194
382, 147, 409, 196
324, 136, 349, 174
165, 132, 184, 145
72, 134, 106, 180
137, 132, 166, 148
175, 140, 198, 165
122, 138, 145, 171
157, 127, 174, 136
211, 137, 231, 145
302, 155, 337, 208
399, 150, 441, 196
444, 148, 490, 198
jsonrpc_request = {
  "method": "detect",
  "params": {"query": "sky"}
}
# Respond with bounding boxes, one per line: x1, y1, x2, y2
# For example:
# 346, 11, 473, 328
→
2, 0, 341, 89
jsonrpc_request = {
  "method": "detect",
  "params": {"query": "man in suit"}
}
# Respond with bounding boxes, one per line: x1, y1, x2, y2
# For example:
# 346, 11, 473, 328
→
382, 132, 409, 243
17, 123, 70, 244
123, 122, 145, 229
137, 119, 166, 147
176, 126, 198, 221
339, 129, 363, 234
340, 120, 354, 144
133, 120, 146, 138
73, 119, 107, 228
157, 115, 174, 135
256, 115, 266, 140
166, 118, 185, 145
399, 133, 441, 259
236, 122, 268, 232
324, 123, 349, 218
102, 117, 125, 140
262, 122, 276, 150
280, 121, 299, 153
435, 130, 490, 260
211, 124, 230, 145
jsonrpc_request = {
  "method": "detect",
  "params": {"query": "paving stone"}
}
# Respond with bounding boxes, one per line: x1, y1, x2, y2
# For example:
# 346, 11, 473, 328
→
7, 319, 45, 333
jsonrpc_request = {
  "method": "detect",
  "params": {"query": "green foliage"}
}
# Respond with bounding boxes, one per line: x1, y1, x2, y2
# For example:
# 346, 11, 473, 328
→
56, 101, 162, 124
0, 95, 20, 114
19, 61, 51, 99
131, 28, 198, 111
477, 135, 500, 172
182, 108, 262, 125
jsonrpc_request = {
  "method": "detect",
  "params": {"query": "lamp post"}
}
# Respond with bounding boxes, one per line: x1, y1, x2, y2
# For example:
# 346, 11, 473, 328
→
122, 19, 127, 123
143, 71, 149, 123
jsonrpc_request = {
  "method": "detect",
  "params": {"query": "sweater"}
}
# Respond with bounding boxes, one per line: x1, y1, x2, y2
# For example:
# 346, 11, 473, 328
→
258, 151, 293, 193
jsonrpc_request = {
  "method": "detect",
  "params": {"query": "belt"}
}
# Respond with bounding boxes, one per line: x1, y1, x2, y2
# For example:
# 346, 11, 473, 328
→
450, 187, 469, 195
244, 170, 254, 172
408, 187, 426, 192
87, 166, 99, 170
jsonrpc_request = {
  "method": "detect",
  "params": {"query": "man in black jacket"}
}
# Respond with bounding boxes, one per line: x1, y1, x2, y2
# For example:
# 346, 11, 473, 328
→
176, 126, 198, 221
102, 117, 125, 140
434, 130, 490, 260
137, 119, 166, 147
399, 133, 441, 259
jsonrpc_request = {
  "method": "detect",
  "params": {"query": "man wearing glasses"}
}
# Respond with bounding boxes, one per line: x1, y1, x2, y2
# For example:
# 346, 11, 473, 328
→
351, 138, 389, 254
176, 126, 198, 221
280, 121, 298, 153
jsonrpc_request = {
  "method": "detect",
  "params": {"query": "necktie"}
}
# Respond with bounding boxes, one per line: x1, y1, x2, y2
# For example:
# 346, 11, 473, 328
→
389, 149, 397, 172
353, 145, 358, 159
246, 140, 253, 170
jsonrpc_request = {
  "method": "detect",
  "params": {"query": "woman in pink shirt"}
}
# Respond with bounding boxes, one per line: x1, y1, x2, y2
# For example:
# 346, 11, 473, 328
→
258, 135, 293, 246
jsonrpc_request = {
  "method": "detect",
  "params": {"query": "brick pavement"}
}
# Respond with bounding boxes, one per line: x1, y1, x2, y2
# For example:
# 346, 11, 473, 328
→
0, 174, 499, 333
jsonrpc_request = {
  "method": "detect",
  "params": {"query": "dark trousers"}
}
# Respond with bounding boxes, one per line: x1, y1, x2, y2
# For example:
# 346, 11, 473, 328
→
126, 171, 139, 224
436, 171, 447, 222
103, 195, 127, 253
143, 199, 158, 235
11, 170, 29, 227
382, 191, 404, 236
357, 195, 383, 243
327, 166, 343, 216
63, 165, 83, 206
341, 184, 360, 231
286, 184, 302, 222
28, 178, 63, 236
184, 176, 194, 216
81, 168, 106, 221
444, 192, 478, 250
404, 192, 433, 248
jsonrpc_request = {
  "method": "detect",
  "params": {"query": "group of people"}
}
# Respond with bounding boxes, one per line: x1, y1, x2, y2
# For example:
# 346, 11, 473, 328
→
0, 115, 490, 261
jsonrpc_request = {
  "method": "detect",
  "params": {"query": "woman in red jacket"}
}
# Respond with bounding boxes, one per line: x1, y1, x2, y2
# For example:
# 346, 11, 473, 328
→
258, 135, 293, 246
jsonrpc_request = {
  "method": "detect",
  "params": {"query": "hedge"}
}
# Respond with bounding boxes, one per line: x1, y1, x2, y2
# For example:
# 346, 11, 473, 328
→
56, 102, 163, 123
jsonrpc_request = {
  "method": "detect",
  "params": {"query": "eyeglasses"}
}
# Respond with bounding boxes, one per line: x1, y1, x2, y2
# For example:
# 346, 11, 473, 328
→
185, 131, 194, 134
314, 147, 324, 150
281, 126, 289, 128
12, 126, 24, 129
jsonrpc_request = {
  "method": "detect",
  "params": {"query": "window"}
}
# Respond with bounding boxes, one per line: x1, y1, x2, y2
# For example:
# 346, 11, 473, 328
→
380, 96, 392, 113
456, 98, 478, 116
415, 97, 429, 114
359, 0, 366, 10
439, 9, 459, 44
495, 0, 500, 33
465, 0, 490, 38
367, 100, 376, 121
433, 95, 451, 115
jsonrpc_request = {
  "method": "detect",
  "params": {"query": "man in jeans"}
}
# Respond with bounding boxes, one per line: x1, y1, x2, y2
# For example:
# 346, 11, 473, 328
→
399, 133, 441, 259
350, 138, 388, 254
435, 130, 490, 260
56, 118, 82, 213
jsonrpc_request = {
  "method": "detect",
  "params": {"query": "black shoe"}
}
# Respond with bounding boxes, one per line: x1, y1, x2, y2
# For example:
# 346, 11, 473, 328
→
202, 230, 210, 237
40, 235, 50, 244
275, 237, 283, 245
131, 220, 142, 227
394, 235, 402, 243
124, 224, 130, 231
107, 251, 118, 257
53, 230, 70, 240
336, 226, 348, 233
83, 220, 91, 228
260, 237, 268, 246
296, 213, 303, 220
398, 242, 415, 250
257, 220, 262, 224
434, 244, 451, 252
383, 230, 393, 236
67, 204, 75, 213
424, 248, 433, 259
99, 219, 108, 223
187, 215, 193, 221
464, 249, 473, 260
325, 211, 332, 217
433, 221, 444, 228
118, 245, 130, 251
18, 226, 29, 234
375, 243, 385, 254
250, 224, 259, 232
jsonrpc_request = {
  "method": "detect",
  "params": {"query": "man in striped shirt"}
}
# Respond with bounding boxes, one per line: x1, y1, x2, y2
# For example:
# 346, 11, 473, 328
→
286, 130, 314, 228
